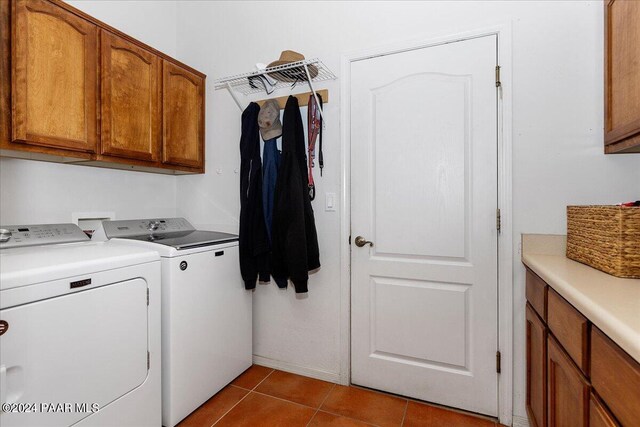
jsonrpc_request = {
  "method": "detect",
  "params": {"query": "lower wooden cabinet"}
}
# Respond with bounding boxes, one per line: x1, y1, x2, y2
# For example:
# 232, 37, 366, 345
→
547, 335, 589, 427
525, 268, 640, 427
526, 303, 547, 427
547, 288, 589, 375
590, 393, 620, 427
591, 327, 640, 427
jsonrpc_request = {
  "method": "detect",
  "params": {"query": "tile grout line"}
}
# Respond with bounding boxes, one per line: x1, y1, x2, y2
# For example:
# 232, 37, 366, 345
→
305, 383, 336, 427
251, 368, 276, 391
400, 400, 409, 427
210, 389, 252, 427
211, 369, 275, 427
251, 388, 324, 411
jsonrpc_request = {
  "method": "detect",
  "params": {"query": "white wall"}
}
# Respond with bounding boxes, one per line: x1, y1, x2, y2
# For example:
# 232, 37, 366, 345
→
0, 1, 179, 225
2, 0, 638, 422
173, 0, 640, 421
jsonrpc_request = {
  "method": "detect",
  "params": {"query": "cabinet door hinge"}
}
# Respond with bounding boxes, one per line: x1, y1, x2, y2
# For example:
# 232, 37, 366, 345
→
348, 235, 351, 245
147, 351, 150, 370
496, 350, 501, 373
496, 208, 501, 233
495, 65, 501, 88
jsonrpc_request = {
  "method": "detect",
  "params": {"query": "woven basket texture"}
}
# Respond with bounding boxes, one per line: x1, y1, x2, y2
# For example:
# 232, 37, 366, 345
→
567, 205, 640, 279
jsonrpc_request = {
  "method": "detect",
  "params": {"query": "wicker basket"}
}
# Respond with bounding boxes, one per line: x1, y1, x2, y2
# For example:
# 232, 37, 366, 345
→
566, 205, 640, 278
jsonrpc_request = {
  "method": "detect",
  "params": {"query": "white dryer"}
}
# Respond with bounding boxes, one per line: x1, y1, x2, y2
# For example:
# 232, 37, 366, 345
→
95, 218, 252, 427
0, 223, 161, 427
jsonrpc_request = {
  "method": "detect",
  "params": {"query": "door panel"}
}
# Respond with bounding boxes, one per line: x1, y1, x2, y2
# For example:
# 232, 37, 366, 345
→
162, 61, 204, 169
373, 73, 469, 259
0, 279, 148, 427
547, 335, 589, 427
372, 277, 469, 368
12, 0, 98, 152
101, 30, 160, 161
526, 303, 547, 427
350, 35, 498, 416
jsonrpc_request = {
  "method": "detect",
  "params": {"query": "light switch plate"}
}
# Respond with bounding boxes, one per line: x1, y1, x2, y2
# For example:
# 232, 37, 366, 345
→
325, 193, 337, 212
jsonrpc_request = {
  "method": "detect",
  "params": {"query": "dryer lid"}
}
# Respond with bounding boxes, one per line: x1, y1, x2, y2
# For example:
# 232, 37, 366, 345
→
100, 218, 238, 250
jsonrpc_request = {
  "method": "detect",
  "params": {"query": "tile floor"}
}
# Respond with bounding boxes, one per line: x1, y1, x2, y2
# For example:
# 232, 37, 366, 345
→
177, 365, 505, 427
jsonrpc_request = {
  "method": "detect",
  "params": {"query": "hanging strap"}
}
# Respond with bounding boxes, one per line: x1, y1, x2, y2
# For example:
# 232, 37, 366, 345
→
317, 94, 324, 176
307, 94, 321, 201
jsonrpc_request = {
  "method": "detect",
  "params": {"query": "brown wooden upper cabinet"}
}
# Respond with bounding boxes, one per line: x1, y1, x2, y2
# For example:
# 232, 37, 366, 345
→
100, 30, 161, 163
605, 0, 640, 153
12, 0, 98, 154
1, 0, 206, 174
162, 61, 205, 170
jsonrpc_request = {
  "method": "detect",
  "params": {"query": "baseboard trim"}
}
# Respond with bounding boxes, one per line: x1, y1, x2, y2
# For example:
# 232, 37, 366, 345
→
252, 355, 341, 384
512, 415, 530, 427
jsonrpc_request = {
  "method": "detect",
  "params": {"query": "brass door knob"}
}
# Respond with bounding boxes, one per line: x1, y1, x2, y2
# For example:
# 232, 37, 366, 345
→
354, 236, 374, 247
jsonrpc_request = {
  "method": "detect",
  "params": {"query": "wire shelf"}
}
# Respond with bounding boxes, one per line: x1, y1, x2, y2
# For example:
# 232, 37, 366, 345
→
213, 58, 336, 96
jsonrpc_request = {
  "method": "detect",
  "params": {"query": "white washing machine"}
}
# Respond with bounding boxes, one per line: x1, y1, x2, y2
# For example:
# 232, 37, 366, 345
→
0, 223, 161, 427
94, 218, 252, 427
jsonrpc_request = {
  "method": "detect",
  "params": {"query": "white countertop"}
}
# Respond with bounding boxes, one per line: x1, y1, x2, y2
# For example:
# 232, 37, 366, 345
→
522, 234, 640, 363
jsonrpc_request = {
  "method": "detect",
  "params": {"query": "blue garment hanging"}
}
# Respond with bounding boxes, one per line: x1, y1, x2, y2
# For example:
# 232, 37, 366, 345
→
262, 137, 280, 243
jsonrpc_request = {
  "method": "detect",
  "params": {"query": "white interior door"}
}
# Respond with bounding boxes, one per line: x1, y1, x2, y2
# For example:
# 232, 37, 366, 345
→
350, 35, 499, 416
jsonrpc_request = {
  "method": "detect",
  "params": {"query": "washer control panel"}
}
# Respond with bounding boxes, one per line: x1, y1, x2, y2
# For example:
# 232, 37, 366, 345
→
102, 218, 195, 238
0, 223, 90, 249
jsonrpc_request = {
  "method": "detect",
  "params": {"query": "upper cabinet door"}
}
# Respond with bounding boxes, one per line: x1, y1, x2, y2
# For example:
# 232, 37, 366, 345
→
12, 0, 98, 153
605, 0, 640, 153
162, 60, 205, 170
101, 30, 160, 162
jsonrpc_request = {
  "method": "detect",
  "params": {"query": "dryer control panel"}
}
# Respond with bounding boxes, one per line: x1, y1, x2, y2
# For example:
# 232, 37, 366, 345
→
0, 223, 90, 249
101, 218, 195, 238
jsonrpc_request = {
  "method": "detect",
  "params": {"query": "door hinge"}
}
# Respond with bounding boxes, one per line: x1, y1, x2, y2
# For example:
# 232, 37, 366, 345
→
147, 288, 149, 306
348, 235, 351, 245
496, 208, 501, 233
147, 351, 150, 370
496, 351, 501, 373
495, 65, 501, 88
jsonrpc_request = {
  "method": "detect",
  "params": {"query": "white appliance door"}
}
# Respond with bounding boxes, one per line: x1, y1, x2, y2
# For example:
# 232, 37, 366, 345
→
0, 279, 149, 426
163, 245, 251, 427
350, 35, 499, 416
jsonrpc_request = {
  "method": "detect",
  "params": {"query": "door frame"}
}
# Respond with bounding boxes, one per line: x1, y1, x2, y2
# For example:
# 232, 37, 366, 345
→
338, 24, 513, 425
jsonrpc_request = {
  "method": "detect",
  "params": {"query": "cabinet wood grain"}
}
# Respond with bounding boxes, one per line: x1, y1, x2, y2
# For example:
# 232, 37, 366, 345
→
526, 263, 640, 427
589, 393, 620, 427
1, 0, 9, 147
12, 0, 98, 153
100, 30, 160, 162
547, 335, 589, 427
591, 327, 640, 427
162, 60, 204, 170
605, 0, 640, 153
1, 0, 206, 174
526, 269, 547, 321
547, 288, 589, 375
526, 303, 547, 427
